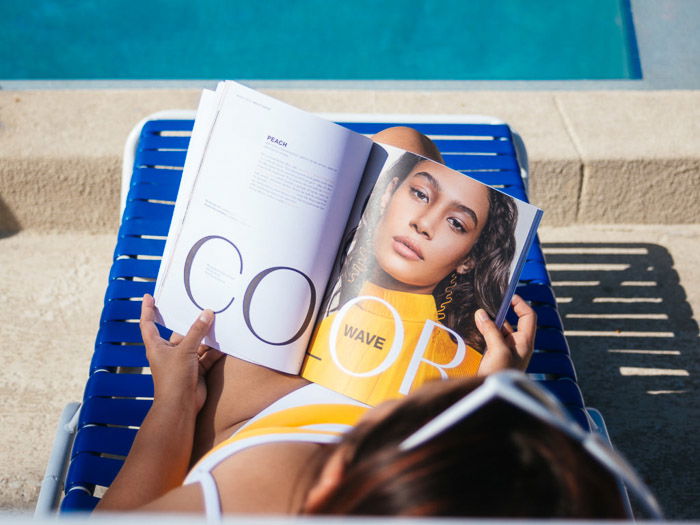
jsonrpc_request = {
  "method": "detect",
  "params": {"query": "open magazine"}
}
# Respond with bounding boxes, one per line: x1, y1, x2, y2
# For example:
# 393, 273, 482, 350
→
154, 81, 543, 406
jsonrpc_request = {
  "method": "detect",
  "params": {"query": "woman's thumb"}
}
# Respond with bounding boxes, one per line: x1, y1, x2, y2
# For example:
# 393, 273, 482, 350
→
475, 309, 501, 344
475, 309, 512, 375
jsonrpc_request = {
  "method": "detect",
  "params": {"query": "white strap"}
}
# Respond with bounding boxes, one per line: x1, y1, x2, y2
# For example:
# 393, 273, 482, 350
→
185, 432, 341, 485
198, 472, 222, 523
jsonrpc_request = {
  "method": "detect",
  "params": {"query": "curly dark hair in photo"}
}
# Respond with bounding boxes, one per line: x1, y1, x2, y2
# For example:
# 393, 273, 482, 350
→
332, 153, 518, 351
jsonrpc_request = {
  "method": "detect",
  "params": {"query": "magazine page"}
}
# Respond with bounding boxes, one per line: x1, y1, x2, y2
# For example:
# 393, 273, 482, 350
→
154, 81, 373, 373
301, 144, 542, 406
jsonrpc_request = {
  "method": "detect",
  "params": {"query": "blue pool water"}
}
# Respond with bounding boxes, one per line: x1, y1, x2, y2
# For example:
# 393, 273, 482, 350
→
0, 0, 641, 81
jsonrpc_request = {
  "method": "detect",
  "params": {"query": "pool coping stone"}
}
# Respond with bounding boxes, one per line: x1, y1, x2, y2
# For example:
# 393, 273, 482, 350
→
1, 88, 699, 232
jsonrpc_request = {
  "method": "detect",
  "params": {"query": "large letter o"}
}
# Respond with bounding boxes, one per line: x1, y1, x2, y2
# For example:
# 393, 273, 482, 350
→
242, 267, 316, 346
183, 235, 243, 313
328, 295, 404, 377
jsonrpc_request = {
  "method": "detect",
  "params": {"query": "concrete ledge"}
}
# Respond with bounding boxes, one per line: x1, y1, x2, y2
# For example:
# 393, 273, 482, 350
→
578, 159, 700, 223
1, 157, 120, 232
1, 89, 698, 231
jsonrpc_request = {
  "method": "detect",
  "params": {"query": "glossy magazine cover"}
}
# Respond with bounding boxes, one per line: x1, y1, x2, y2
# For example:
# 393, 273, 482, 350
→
302, 145, 542, 405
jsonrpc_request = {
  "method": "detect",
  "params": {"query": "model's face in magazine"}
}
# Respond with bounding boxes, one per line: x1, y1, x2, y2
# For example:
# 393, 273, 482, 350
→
372, 160, 490, 294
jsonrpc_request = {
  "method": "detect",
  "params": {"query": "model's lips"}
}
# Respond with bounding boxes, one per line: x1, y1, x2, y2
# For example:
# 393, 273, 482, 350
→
392, 236, 424, 261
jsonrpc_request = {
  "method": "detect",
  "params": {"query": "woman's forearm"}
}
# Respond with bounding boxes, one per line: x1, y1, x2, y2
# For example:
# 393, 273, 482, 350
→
95, 399, 198, 511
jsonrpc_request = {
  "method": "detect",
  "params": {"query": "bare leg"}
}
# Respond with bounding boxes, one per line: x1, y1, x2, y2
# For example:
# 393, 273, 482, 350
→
192, 356, 309, 463
192, 126, 443, 462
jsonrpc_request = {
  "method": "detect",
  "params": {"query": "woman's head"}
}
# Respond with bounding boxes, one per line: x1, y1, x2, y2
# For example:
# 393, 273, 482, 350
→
305, 377, 628, 519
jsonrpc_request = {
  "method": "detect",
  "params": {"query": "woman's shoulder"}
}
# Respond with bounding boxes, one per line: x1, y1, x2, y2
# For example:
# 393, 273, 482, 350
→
212, 439, 327, 514
187, 384, 368, 482
143, 440, 326, 515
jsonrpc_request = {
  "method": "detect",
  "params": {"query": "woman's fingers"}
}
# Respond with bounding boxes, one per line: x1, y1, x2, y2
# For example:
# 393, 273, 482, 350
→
179, 309, 215, 351
474, 309, 505, 349
509, 295, 536, 365
511, 295, 536, 340
475, 309, 510, 376
141, 294, 215, 359
501, 320, 514, 335
169, 332, 185, 345
140, 294, 164, 347
475, 298, 536, 374
199, 347, 225, 373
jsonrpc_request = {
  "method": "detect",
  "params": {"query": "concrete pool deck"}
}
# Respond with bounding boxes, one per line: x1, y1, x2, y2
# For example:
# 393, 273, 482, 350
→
1, 89, 699, 231
0, 88, 699, 519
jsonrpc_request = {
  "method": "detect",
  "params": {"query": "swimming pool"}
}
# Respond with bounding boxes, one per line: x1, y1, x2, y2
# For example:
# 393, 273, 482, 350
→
0, 0, 641, 81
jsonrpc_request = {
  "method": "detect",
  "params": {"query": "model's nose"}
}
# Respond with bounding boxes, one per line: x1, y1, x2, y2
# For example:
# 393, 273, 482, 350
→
411, 210, 438, 239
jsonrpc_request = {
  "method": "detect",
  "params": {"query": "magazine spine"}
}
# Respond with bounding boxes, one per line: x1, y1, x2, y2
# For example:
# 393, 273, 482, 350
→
494, 208, 544, 327
154, 85, 227, 304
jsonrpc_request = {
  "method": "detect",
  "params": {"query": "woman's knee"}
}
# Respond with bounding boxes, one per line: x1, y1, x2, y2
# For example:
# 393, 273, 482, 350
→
372, 126, 443, 163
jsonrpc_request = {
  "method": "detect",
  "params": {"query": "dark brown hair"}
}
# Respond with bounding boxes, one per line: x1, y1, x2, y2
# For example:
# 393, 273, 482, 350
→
333, 153, 518, 350
311, 378, 626, 518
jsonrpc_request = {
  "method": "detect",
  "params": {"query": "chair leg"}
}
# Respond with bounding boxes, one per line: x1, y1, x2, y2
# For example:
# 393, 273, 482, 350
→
34, 402, 81, 517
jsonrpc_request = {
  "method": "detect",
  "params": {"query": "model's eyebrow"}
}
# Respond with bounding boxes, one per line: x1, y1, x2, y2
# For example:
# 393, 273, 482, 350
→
454, 203, 479, 228
413, 171, 479, 227
414, 171, 441, 192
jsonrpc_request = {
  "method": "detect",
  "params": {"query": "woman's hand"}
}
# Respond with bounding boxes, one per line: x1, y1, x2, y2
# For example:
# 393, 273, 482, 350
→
140, 294, 223, 413
475, 295, 536, 375
98, 295, 224, 511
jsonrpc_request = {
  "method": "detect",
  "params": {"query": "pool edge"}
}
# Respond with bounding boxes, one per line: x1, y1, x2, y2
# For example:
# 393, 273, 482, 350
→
1, 88, 698, 233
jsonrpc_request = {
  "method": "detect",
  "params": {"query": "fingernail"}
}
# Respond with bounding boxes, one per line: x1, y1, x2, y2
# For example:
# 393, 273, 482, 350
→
476, 309, 488, 323
199, 310, 214, 323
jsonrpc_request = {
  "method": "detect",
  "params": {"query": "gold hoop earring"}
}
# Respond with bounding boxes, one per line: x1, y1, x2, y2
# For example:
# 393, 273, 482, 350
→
436, 272, 458, 321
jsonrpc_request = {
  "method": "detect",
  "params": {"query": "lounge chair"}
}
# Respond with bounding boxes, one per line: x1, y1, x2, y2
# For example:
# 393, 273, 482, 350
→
36, 111, 596, 515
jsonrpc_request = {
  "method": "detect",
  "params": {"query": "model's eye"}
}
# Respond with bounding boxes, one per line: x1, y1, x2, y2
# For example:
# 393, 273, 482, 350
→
410, 187, 429, 202
447, 217, 467, 233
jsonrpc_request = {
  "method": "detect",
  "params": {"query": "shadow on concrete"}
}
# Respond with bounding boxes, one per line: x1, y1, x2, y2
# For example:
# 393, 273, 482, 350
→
543, 242, 699, 520
0, 195, 20, 238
